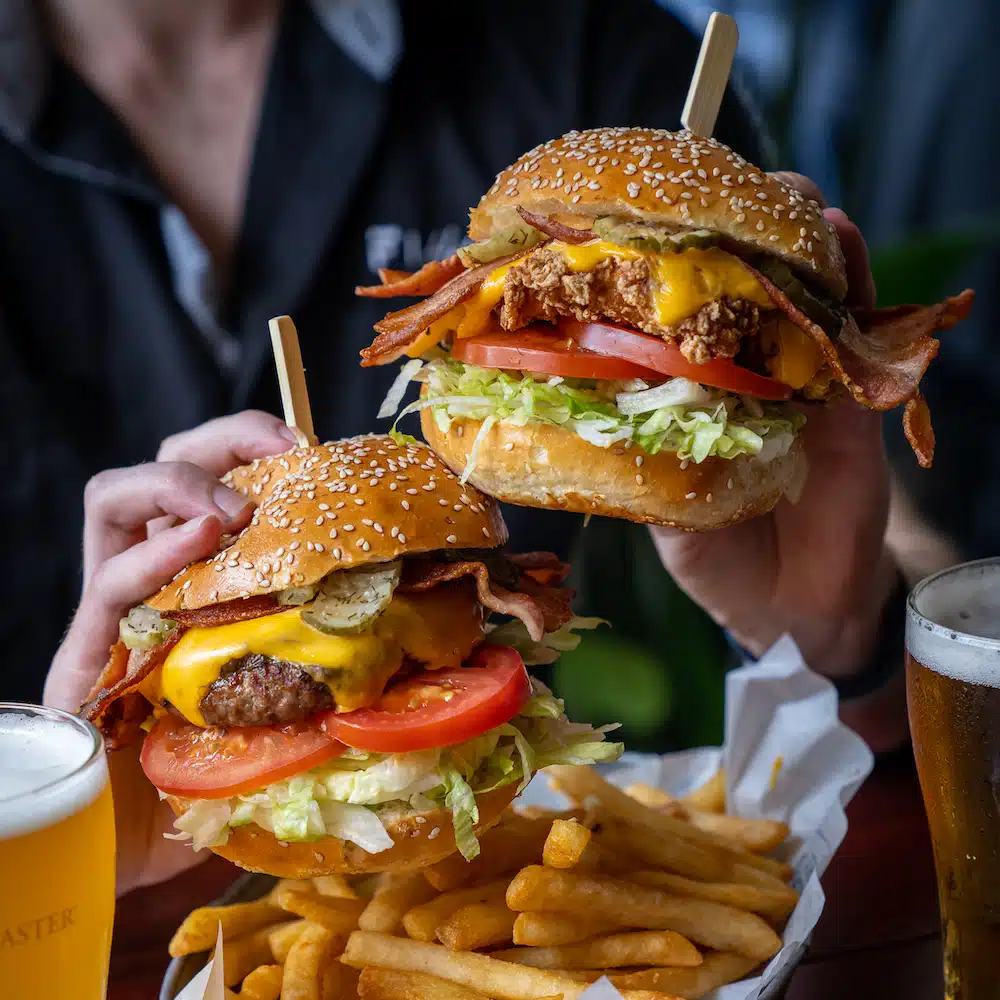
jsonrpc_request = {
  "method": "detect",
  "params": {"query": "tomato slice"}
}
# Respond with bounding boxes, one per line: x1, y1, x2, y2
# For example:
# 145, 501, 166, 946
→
324, 646, 532, 753
140, 717, 345, 799
563, 320, 793, 400
451, 327, 661, 381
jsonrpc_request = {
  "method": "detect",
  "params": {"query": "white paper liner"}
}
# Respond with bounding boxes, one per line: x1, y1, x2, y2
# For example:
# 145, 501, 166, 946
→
177, 635, 874, 1000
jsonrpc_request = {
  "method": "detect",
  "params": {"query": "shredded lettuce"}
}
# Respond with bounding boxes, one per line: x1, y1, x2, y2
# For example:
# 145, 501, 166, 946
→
486, 615, 607, 666
168, 681, 623, 861
389, 359, 804, 479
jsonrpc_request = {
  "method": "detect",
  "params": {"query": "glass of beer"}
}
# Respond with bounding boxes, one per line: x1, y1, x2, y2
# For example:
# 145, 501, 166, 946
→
906, 558, 1000, 1000
0, 704, 116, 999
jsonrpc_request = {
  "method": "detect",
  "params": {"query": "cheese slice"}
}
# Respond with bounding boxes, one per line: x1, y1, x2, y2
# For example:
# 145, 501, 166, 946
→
155, 589, 483, 726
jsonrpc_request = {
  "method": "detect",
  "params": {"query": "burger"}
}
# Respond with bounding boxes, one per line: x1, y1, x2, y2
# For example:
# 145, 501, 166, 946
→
358, 127, 972, 529
83, 435, 620, 876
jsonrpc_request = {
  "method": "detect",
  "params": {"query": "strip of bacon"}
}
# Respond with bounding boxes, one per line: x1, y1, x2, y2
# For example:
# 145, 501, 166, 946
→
400, 558, 574, 640
743, 260, 972, 465
360, 251, 534, 366
517, 207, 594, 244
355, 254, 466, 299
507, 551, 572, 587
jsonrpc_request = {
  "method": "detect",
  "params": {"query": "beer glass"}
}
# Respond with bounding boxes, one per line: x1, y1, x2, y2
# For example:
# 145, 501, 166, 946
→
906, 559, 1000, 999
0, 704, 116, 999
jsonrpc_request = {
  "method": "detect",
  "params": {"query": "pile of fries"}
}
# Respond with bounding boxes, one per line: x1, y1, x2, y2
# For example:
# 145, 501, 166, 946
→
170, 766, 798, 1000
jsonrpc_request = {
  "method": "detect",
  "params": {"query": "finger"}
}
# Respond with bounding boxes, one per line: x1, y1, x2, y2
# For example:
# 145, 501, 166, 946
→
82, 462, 252, 583
824, 207, 877, 309
45, 514, 225, 712
769, 171, 828, 208
157, 410, 299, 476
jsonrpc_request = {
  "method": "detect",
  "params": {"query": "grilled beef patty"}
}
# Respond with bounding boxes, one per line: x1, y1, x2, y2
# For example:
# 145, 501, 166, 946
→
199, 654, 334, 727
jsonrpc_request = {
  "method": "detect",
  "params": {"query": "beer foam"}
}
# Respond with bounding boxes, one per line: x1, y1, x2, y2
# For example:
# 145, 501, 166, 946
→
0, 713, 108, 840
907, 560, 1000, 688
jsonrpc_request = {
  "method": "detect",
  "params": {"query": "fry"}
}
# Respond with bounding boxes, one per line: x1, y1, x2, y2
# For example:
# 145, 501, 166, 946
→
548, 766, 788, 881
169, 900, 289, 957
313, 875, 358, 900
422, 820, 550, 891
274, 884, 366, 934
512, 911, 627, 947
683, 771, 726, 813
402, 880, 509, 942
359, 874, 438, 933
625, 783, 675, 809
358, 967, 493, 1000
506, 867, 781, 961
681, 811, 788, 855
242, 964, 283, 1000
323, 961, 360, 999
436, 900, 517, 951
282, 923, 335, 1000
494, 929, 702, 969
216, 925, 281, 987
629, 870, 798, 922
269, 920, 309, 964
599, 817, 789, 891
271, 879, 313, 903
341, 931, 659, 1000
542, 819, 593, 869
610, 951, 760, 997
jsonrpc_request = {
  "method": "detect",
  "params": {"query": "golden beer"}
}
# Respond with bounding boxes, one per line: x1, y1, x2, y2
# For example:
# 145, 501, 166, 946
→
906, 559, 1000, 1000
0, 705, 116, 999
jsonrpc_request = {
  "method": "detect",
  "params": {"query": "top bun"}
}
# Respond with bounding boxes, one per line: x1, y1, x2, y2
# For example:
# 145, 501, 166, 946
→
148, 435, 507, 612
470, 127, 847, 300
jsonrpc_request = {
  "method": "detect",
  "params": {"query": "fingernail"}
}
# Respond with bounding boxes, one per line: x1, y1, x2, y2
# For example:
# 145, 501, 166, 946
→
277, 425, 300, 445
212, 484, 250, 520
181, 512, 217, 534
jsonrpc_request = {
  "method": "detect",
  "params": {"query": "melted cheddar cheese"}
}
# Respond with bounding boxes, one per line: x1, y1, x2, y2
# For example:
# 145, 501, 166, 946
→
763, 317, 825, 389
451, 240, 773, 342
154, 585, 484, 726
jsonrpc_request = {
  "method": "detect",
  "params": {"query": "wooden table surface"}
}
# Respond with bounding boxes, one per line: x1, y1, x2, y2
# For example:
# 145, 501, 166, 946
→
109, 749, 942, 1000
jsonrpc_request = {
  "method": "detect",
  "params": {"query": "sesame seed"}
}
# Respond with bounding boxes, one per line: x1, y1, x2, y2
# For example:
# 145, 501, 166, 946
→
706, 493, 713, 502
680, 459, 690, 471
343, 524, 355, 531
446, 534, 458, 543
401, 500, 410, 511
482, 527, 490, 538
428, 827, 440, 840
398, 533, 407, 544
728, 478, 734, 489
635, 474, 644, 485
332, 547, 341, 558
503, 442, 514, 452
685, 491, 698, 500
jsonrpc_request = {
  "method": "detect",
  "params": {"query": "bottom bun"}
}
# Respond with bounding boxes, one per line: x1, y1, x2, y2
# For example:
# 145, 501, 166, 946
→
423, 413, 807, 531
166, 784, 518, 877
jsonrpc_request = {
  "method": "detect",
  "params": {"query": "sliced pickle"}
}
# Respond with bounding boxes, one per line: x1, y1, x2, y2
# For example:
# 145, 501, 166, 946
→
301, 560, 402, 636
749, 256, 847, 335
278, 584, 318, 606
119, 605, 178, 650
593, 217, 719, 254
457, 225, 545, 266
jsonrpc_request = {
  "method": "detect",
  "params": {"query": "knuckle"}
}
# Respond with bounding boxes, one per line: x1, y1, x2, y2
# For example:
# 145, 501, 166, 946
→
83, 468, 119, 512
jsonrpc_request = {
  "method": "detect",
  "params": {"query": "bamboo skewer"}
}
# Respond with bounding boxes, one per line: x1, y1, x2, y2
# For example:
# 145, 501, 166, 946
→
681, 12, 739, 138
269, 315, 316, 447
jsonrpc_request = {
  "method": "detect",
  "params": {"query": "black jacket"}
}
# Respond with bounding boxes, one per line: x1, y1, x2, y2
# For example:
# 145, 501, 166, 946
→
0, 0, 762, 701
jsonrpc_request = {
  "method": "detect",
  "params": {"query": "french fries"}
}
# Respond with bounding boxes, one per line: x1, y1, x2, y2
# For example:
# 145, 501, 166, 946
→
548, 766, 791, 882
358, 967, 493, 1000
512, 911, 626, 947
167, 766, 795, 1000
436, 900, 518, 951
169, 900, 289, 957
402, 880, 509, 942
359, 874, 438, 933
241, 964, 284, 1000
282, 923, 336, 1000
682, 771, 727, 813
506, 867, 782, 961
494, 929, 702, 969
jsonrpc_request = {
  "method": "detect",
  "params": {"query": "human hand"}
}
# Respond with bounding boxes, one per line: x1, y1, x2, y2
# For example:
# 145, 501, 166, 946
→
651, 178, 899, 695
45, 411, 298, 893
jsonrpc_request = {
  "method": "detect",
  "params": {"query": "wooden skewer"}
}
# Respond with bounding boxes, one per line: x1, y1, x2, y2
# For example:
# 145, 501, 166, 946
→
681, 12, 739, 138
268, 315, 316, 448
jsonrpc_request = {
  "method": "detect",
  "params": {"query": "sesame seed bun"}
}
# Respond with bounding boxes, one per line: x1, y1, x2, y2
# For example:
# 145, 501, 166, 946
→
147, 435, 507, 613
470, 127, 847, 300
422, 412, 807, 531
165, 785, 518, 877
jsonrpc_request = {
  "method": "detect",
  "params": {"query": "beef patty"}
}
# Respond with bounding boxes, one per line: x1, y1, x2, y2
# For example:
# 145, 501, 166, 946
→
200, 654, 334, 727
499, 247, 760, 363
